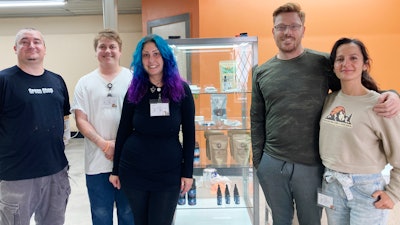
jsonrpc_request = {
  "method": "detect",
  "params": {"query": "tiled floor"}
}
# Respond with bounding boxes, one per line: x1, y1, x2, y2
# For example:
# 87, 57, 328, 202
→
30, 138, 114, 225
63, 138, 95, 225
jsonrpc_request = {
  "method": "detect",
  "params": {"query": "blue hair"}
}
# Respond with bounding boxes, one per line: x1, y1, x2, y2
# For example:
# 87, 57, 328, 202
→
127, 34, 185, 103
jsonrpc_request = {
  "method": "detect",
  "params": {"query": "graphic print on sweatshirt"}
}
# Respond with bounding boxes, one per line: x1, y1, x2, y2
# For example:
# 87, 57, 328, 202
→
322, 105, 352, 128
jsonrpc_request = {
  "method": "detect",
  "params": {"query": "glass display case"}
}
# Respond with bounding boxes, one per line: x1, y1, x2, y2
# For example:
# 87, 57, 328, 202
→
167, 36, 261, 225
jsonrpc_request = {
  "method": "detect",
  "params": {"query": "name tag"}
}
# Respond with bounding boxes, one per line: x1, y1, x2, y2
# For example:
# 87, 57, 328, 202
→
317, 189, 334, 209
102, 96, 118, 108
150, 102, 170, 117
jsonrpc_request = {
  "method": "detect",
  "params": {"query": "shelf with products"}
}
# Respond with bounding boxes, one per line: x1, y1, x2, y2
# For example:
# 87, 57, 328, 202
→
193, 92, 251, 131
167, 36, 260, 225
176, 172, 253, 209
167, 36, 257, 168
174, 170, 255, 225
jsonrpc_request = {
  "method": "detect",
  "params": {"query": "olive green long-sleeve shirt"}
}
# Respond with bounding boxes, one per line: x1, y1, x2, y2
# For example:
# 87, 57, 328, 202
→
250, 49, 340, 168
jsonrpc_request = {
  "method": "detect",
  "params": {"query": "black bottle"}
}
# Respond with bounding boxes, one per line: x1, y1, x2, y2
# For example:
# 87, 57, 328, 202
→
234, 184, 240, 205
217, 184, 222, 205
193, 141, 200, 166
187, 178, 196, 205
177, 191, 186, 205
225, 184, 230, 204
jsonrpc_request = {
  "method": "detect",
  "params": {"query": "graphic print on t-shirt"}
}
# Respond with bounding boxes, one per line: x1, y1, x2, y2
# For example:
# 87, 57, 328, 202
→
28, 87, 54, 94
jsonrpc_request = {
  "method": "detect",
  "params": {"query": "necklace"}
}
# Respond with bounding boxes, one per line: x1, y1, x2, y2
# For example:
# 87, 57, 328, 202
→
150, 77, 162, 86
150, 85, 162, 93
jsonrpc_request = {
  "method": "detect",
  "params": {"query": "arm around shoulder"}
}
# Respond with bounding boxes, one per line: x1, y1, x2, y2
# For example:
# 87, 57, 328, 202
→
373, 91, 400, 118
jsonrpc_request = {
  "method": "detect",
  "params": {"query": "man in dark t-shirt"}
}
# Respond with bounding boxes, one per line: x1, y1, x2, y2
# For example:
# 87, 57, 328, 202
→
0, 28, 71, 225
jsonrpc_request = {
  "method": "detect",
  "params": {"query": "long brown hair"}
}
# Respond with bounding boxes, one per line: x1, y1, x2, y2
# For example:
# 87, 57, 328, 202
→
330, 37, 380, 92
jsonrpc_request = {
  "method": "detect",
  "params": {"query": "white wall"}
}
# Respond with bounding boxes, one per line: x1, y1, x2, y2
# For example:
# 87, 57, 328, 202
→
0, 14, 143, 131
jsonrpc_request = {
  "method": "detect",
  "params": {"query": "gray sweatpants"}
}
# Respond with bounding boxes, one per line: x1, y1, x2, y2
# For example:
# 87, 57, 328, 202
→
0, 166, 71, 225
256, 153, 324, 225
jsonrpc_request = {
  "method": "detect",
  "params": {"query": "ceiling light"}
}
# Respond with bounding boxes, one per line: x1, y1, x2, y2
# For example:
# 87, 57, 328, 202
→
0, 0, 66, 7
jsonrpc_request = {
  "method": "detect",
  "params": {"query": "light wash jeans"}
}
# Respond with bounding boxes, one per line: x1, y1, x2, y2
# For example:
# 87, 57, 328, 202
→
322, 169, 389, 225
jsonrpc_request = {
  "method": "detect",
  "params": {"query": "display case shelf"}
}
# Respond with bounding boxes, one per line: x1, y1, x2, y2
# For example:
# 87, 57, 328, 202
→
167, 36, 259, 225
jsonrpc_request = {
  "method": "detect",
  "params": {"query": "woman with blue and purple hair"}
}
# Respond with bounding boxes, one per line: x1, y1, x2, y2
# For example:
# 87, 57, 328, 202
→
110, 34, 195, 225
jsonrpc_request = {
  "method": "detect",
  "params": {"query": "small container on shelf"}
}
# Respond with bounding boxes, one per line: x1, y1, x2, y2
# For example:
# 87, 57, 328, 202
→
187, 179, 197, 206
234, 183, 240, 205
217, 184, 222, 205
193, 142, 200, 166
225, 184, 230, 204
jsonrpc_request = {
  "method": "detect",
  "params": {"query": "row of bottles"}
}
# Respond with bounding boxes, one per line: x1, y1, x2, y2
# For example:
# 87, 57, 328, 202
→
177, 179, 241, 206
178, 179, 196, 205
217, 184, 240, 205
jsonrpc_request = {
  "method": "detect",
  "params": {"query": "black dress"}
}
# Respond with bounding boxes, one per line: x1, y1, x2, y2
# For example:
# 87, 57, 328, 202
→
113, 82, 195, 191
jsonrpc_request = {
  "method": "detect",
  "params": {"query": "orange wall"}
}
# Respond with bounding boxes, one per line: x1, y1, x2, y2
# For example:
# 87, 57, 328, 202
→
142, 0, 400, 91
141, 0, 199, 38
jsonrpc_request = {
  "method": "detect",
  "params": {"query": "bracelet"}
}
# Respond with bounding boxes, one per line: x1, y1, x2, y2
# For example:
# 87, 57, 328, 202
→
102, 141, 110, 153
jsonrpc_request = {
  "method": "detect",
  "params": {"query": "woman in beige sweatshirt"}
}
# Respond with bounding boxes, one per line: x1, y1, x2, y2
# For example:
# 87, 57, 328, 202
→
319, 37, 400, 225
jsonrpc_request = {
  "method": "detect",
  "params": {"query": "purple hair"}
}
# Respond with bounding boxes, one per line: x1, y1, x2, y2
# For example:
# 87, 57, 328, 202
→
127, 34, 185, 103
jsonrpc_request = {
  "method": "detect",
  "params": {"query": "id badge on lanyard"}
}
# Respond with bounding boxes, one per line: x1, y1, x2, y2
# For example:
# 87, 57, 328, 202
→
150, 99, 170, 117
102, 96, 118, 108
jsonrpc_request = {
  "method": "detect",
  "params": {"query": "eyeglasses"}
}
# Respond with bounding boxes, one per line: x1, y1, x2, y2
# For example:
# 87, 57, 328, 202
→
274, 24, 302, 32
107, 83, 112, 97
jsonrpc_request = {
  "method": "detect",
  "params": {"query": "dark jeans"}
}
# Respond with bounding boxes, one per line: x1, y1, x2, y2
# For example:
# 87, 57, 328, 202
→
122, 187, 180, 225
257, 153, 324, 225
86, 173, 134, 225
